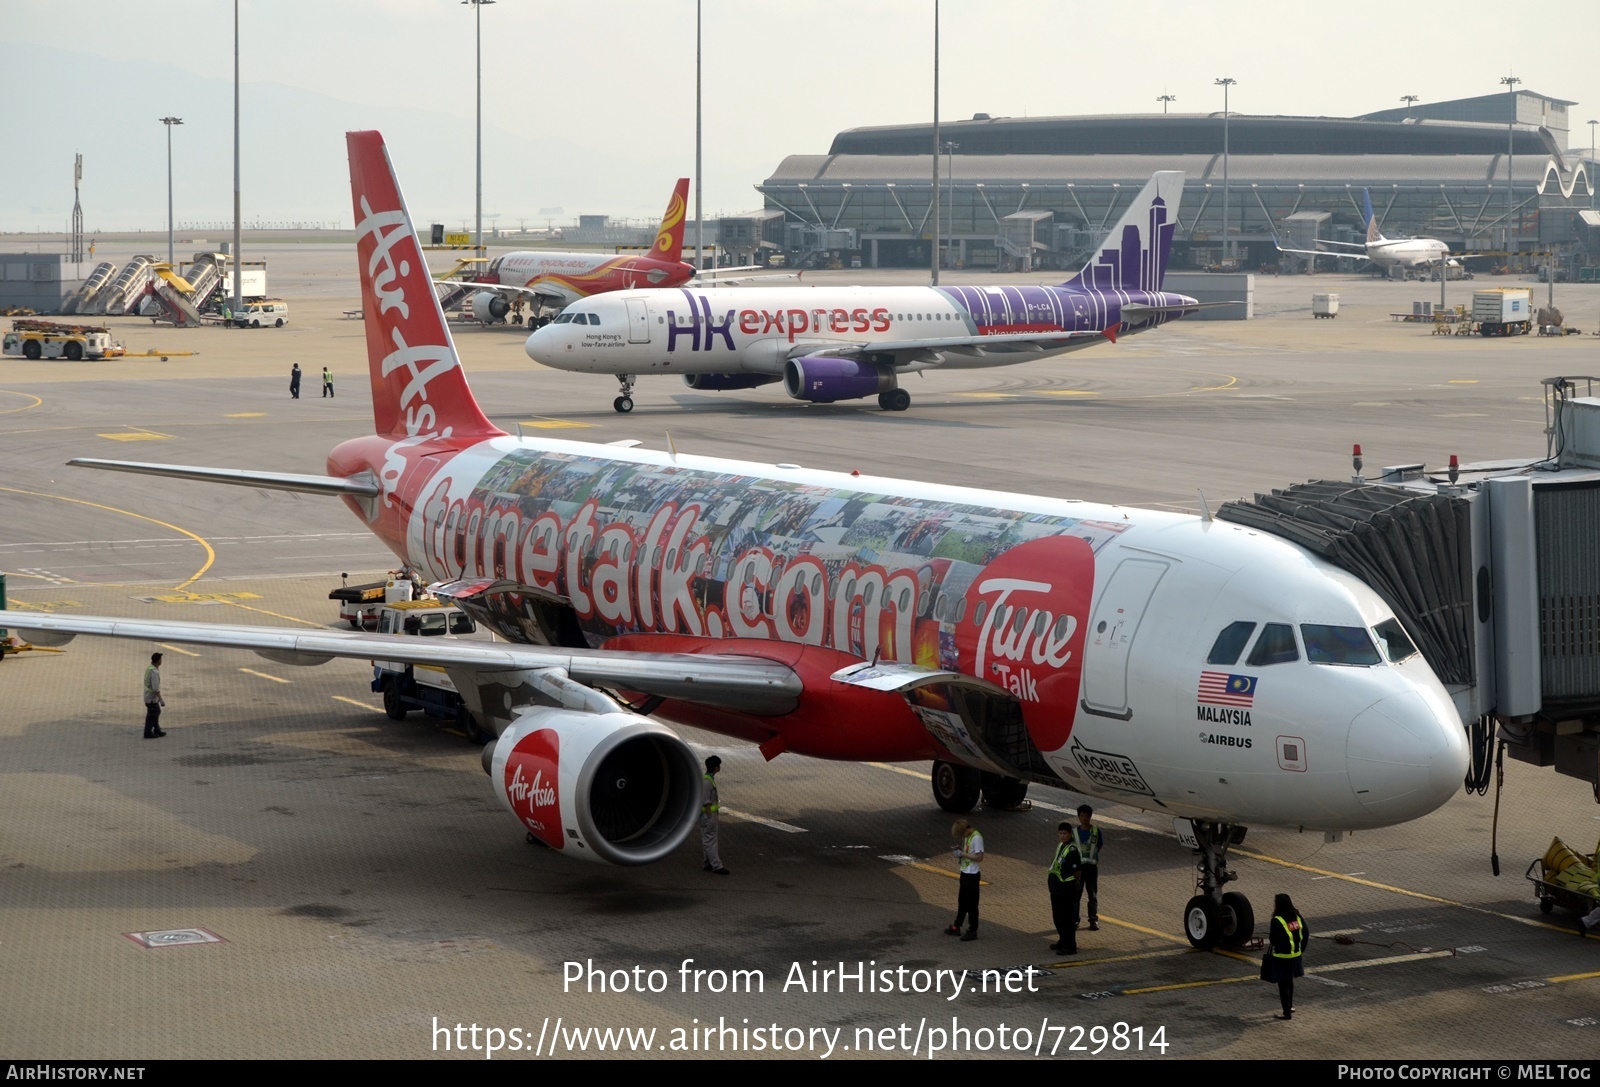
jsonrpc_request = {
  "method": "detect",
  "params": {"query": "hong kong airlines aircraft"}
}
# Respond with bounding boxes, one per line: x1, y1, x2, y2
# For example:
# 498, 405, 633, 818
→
2, 132, 1468, 951
452, 179, 770, 325
524, 171, 1202, 413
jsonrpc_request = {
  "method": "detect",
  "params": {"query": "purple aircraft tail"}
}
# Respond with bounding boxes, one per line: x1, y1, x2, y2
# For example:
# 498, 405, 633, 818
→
1065, 171, 1184, 292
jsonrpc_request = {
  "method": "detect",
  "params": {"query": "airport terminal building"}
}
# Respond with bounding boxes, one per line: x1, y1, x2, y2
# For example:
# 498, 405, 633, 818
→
741, 90, 1594, 272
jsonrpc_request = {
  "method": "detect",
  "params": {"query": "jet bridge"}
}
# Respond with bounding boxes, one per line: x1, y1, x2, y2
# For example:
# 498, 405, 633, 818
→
1218, 376, 1600, 793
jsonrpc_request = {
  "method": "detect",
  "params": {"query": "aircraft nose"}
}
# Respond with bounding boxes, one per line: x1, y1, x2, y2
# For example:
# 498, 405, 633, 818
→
1346, 689, 1469, 823
524, 326, 549, 362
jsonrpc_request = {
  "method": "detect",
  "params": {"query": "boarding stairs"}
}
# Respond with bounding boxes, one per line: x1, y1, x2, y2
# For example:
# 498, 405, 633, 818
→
62, 262, 116, 315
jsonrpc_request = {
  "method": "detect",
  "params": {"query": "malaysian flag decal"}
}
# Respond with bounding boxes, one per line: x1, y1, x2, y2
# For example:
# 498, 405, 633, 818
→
1198, 671, 1256, 707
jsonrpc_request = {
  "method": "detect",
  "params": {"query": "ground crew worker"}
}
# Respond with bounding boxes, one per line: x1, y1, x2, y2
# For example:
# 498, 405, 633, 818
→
701, 755, 729, 874
1261, 893, 1307, 1020
142, 652, 167, 738
322, 366, 335, 398
1074, 803, 1104, 930
1047, 821, 1084, 953
289, 363, 301, 399
945, 818, 984, 941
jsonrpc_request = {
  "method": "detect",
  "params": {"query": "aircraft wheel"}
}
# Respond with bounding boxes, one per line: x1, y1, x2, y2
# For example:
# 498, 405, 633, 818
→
878, 389, 911, 412
382, 679, 409, 721
980, 772, 1029, 810
461, 711, 491, 745
931, 759, 981, 813
1220, 891, 1255, 947
1184, 894, 1223, 949
613, 396, 634, 414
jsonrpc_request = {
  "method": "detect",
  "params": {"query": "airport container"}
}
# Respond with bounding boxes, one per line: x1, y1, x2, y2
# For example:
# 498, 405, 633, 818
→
1312, 293, 1338, 318
1472, 288, 1532, 336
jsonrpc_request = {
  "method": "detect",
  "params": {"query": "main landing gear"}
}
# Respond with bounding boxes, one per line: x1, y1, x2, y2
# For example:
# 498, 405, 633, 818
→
1183, 820, 1255, 950
930, 760, 1030, 812
878, 388, 911, 412
613, 374, 636, 414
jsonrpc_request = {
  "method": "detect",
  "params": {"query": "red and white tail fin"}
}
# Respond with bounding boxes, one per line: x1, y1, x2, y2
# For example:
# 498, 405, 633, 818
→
648, 178, 691, 263
347, 130, 503, 443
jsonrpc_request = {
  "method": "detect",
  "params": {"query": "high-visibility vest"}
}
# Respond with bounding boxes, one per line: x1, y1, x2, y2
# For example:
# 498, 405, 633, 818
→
702, 774, 720, 814
1272, 914, 1305, 959
1074, 824, 1102, 865
1049, 841, 1080, 881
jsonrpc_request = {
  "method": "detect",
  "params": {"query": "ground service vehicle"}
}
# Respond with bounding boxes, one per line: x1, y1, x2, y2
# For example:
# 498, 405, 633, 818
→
1473, 288, 1532, 336
329, 570, 421, 628
370, 599, 491, 743
232, 299, 289, 328
3, 319, 121, 360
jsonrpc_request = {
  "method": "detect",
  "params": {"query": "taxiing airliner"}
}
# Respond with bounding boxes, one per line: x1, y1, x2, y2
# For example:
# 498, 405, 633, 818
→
524, 172, 1203, 413
450, 179, 772, 325
1274, 189, 1460, 274
1, 132, 1469, 951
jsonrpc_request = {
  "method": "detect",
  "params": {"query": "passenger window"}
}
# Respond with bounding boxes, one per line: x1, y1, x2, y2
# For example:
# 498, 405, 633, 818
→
972, 600, 986, 626
1206, 621, 1256, 665
1247, 623, 1299, 666
1375, 618, 1418, 663
1301, 624, 1381, 666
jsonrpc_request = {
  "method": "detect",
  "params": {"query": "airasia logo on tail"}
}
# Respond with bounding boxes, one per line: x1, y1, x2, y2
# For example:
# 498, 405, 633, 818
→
503, 728, 564, 850
958, 535, 1093, 751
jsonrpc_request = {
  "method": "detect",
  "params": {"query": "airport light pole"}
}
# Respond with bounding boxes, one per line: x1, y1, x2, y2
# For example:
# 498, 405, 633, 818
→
943, 141, 958, 270
1501, 74, 1520, 253
1216, 77, 1235, 262
931, 0, 940, 285
695, 0, 702, 270
1400, 94, 1419, 119
464, 0, 495, 254
232, 0, 241, 316
160, 117, 183, 267
1589, 119, 1597, 210
1157, 94, 1176, 114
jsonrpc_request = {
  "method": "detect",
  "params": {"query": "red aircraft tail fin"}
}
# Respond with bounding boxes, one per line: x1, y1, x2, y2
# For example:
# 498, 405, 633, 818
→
649, 178, 691, 263
346, 130, 503, 442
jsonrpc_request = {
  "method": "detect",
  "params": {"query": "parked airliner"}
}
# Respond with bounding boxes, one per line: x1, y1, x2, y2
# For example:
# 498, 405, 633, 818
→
1274, 189, 1460, 274
1, 132, 1469, 951
525, 172, 1203, 413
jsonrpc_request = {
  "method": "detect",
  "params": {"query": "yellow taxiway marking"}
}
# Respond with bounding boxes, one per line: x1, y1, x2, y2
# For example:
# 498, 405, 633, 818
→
146, 591, 262, 604
238, 667, 290, 684
0, 599, 80, 612
893, 860, 988, 884
0, 391, 44, 414
721, 809, 807, 834
332, 695, 382, 712
1120, 949, 1456, 996
226, 412, 267, 418
1042, 390, 1100, 397
520, 419, 596, 429
959, 392, 1017, 399
867, 761, 930, 781
1448, 379, 1479, 384
0, 486, 215, 591
217, 600, 325, 628
1046, 947, 1199, 970
1550, 968, 1600, 984
1122, 974, 1256, 996
97, 426, 174, 441
155, 643, 202, 657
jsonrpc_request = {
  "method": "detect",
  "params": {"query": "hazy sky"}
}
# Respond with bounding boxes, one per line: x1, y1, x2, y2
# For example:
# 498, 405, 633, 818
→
3, 0, 1595, 233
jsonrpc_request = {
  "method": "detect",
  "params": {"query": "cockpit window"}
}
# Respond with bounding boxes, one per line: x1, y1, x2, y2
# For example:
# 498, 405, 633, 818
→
1301, 624, 1382, 666
551, 313, 573, 324
1375, 618, 1418, 664
587, 314, 601, 326
1206, 621, 1256, 665
1247, 623, 1299, 666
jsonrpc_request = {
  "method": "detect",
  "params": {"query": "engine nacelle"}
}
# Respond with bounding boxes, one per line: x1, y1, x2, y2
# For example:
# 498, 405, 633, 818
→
486, 706, 702, 865
682, 373, 781, 392
783, 356, 895, 403
467, 291, 510, 323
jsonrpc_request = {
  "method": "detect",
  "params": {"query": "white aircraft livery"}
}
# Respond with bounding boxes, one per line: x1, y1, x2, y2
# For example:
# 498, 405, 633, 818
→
524, 172, 1203, 413
0, 132, 1469, 951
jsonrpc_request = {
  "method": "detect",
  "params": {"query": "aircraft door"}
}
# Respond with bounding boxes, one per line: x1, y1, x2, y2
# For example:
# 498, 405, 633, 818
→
1080, 558, 1169, 720
626, 298, 651, 344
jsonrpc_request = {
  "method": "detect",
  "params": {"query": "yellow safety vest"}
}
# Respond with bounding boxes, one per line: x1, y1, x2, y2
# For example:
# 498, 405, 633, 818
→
1049, 841, 1080, 881
702, 773, 720, 814
1271, 914, 1305, 959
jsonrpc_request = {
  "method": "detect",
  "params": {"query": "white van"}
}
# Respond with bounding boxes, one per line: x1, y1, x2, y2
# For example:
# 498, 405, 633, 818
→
232, 299, 289, 328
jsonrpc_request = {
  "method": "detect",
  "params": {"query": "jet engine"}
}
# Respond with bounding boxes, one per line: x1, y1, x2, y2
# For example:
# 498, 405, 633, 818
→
485, 706, 703, 865
783, 356, 896, 404
683, 373, 781, 392
467, 291, 511, 324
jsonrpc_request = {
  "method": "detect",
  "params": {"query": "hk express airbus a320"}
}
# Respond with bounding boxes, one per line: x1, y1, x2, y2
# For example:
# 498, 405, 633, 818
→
3, 131, 1469, 951
524, 171, 1203, 413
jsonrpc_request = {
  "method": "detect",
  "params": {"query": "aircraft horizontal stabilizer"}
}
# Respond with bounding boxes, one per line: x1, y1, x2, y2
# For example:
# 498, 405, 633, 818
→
1120, 301, 1240, 318
68, 458, 382, 497
68, 457, 384, 496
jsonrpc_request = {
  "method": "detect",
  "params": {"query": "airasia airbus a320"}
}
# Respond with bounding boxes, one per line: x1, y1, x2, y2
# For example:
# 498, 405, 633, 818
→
2, 131, 1469, 951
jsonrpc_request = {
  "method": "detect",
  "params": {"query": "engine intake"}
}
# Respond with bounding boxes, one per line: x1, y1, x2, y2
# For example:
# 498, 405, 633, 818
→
467, 291, 510, 323
486, 707, 702, 865
783, 356, 895, 403
683, 373, 780, 392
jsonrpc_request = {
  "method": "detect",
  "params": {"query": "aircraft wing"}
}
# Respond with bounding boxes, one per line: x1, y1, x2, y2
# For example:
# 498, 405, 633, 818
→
1272, 240, 1368, 262
0, 610, 801, 717
692, 270, 802, 285
788, 327, 1116, 366
439, 279, 575, 305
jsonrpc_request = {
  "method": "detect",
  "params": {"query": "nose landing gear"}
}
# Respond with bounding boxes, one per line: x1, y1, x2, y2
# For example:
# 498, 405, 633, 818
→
1182, 820, 1255, 949
613, 374, 636, 414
